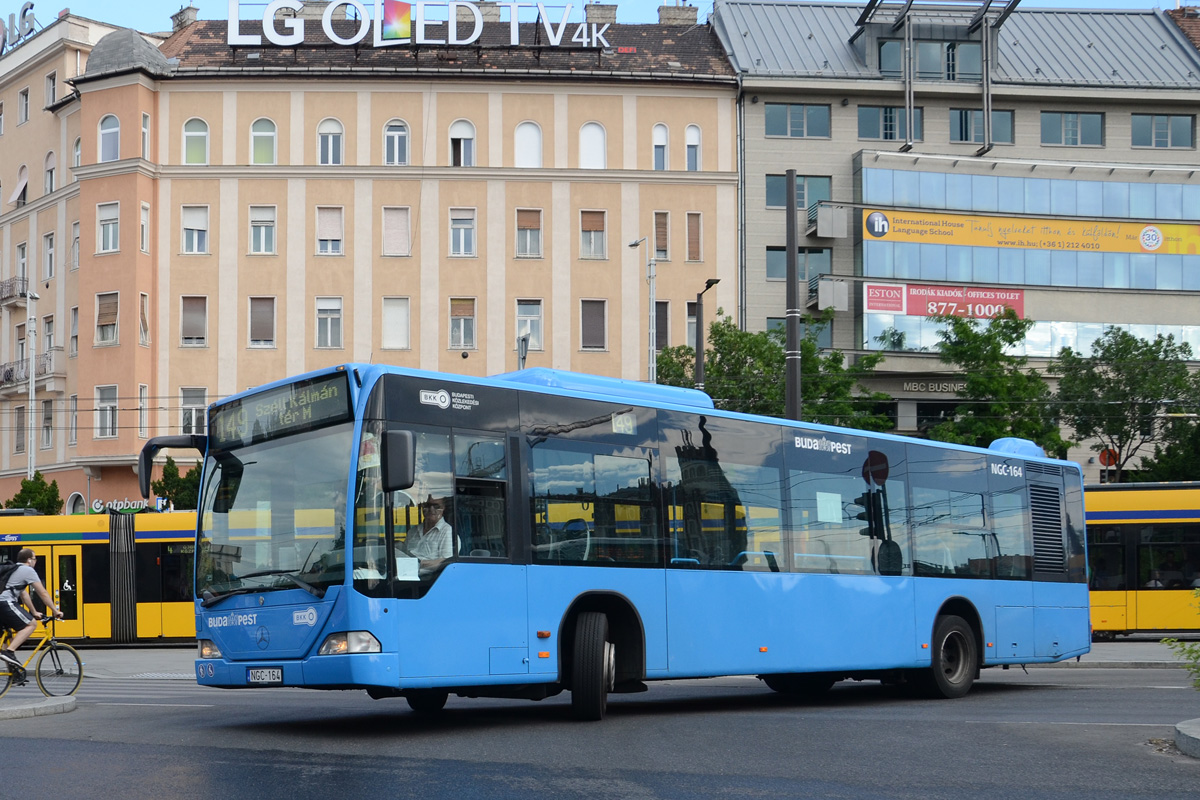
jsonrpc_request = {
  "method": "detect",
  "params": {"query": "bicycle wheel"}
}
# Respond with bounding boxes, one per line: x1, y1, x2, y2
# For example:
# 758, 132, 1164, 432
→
35, 642, 82, 697
0, 665, 12, 698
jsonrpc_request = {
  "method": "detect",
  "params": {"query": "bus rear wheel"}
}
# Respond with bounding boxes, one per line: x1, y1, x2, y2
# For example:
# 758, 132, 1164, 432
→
406, 689, 448, 714
919, 615, 977, 699
571, 611, 615, 721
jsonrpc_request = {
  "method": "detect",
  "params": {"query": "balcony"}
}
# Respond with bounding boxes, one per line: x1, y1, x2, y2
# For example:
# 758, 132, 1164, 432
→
0, 347, 67, 398
0, 277, 29, 307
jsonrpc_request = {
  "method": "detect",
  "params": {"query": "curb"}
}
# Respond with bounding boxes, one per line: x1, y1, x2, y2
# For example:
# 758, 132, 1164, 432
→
0, 695, 75, 720
1175, 718, 1200, 759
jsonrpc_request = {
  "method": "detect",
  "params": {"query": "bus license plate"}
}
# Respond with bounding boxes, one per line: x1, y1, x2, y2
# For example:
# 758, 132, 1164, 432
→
247, 667, 283, 685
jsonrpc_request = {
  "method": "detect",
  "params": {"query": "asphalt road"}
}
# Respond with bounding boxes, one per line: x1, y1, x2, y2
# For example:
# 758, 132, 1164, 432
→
3, 665, 1198, 799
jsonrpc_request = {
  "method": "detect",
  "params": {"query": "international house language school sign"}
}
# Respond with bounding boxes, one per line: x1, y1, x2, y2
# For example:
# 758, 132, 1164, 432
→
227, 0, 613, 48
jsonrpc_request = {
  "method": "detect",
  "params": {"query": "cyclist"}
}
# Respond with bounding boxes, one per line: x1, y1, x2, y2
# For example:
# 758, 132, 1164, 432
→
0, 548, 63, 668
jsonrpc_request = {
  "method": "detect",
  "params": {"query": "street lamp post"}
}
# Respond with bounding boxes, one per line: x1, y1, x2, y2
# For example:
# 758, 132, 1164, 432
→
694, 278, 720, 393
26, 287, 39, 480
628, 237, 657, 383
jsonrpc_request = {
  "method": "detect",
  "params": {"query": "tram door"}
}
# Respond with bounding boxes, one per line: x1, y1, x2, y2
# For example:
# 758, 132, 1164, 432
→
27, 546, 84, 639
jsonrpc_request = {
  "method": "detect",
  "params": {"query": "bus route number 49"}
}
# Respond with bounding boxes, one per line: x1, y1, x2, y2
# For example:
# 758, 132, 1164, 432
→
247, 667, 283, 685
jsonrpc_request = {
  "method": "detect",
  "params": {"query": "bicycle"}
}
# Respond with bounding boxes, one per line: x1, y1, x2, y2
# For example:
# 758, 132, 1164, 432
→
0, 617, 83, 698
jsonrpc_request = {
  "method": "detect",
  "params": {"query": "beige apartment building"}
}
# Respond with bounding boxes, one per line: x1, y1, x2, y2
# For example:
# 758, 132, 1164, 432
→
0, 2, 738, 510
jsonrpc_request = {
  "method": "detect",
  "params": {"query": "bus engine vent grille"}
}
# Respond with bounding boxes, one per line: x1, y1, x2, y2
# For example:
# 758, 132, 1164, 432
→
1025, 462, 1062, 477
1029, 483, 1065, 572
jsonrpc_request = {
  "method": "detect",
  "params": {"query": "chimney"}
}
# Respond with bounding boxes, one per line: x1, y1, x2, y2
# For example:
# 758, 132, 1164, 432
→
459, 1, 502, 24
585, 4, 618, 25
171, 5, 198, 33
296, 2, 346, 21
658, 3, 697, 25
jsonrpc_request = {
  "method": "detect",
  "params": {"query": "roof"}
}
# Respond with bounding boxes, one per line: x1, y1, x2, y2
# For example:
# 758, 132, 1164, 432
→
1167, 6, 1200, 52
79, 27, 173, 81
154, 19, 736, 84
712, 1, 1200, 88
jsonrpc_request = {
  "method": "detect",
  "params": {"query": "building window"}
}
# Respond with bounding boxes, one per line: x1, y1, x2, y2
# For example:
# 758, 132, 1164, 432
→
140, 204, 150, 253
70, 221, 79, 268
913, 41, 982, 81
384, 119, 408, 165
138, 385, 148, 438
450, 119, 475, 166
183, 118, 208, 165
317, 206, 344, 254
687, 300, 698, 347
766, 247, 832, 282
514, 121, 542, 168
579, 122, 606, 169
686, 212, 702, 261
98, 203, 119, 253
45, 72, 56, 105
653, 123, 668, 170
450, 208, 476, 256
99, 115, 120, 162
449, 298, 475, 349
516, 209, 542, 257
42, 316, 54, 351
686, 125, 701, 171
69, 307, 78, 356
1131, 114, 1193, 149
580, 299, 606, 350
655, 301, 669, 350
252, 118, 276, 164
859, 106, 923, 141
182, 206, 209, 254
96, 292, 119, 344
249, 297, 275, 347
12, 164, 28, 206
139, 293, 150, 345
15, 323, 25, 362
250, 206, 276, 254
181, 388, 207, 435
381, 207, 410, 256
181, 295, 207, 346
764, 103, 831, 138
381, 297, 410, 350
0, 101, 5, 134
96, 386, 118, 438
68, 395, 77, 445
43, 151, 55, 194
41, 400, 53, 449
14, 405, 24, 454
18, 88, 29, 124
142, 113, 151, 159
16, 242, 26, 279
318, 118, 343, 165
580, 210, 606, 259
516, 299, 542, 350
654, 211, 669, 259
316, 297, 342, 348
72, 138, 80, 173
42, 232, 54, 280
951, 109, 1014, 144
1041, 111, 1104, 146
765, 174, 832, 211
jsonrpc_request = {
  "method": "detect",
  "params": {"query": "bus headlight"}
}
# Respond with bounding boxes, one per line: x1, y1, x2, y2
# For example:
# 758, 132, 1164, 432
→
318, 631, 381, 655
198, 639, 222, 659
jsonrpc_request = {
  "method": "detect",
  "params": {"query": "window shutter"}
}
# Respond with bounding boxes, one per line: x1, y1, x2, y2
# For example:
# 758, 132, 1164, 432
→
317, 207, 342, 239
517, 209, 540, 230
580, 210, 605, 232
450, 298, 474, 318
654, 211, 668, 254
581, 300, 605, 348
181, 296, 206, 338
687, 212, 701, 261
655, 301, 669, 349
250, 298, 273, 341
96, 294, 119, 326
182, 206, 208, 230
382, 297, 410, 349
382, 207, 410, 255
250, 206, 275, 223
98, 203, 119, 223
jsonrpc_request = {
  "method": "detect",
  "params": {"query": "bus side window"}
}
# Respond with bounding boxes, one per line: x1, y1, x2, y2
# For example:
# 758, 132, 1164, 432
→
453, 432, 509, 558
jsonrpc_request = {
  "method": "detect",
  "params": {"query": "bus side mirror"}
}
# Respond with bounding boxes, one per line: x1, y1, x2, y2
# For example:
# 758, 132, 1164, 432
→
138, 435, 207, 500
382, 430, 415, 493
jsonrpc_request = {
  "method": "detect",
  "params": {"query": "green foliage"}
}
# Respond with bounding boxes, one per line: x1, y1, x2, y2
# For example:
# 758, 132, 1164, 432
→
657, 310, 892, 430
1136, 421, 1200, 483
927, 310, 1069, 457
1163, 591, 1200, 690
1054, 328, 1197, 483
150, 456, 202, 511
5, 471, 64, 516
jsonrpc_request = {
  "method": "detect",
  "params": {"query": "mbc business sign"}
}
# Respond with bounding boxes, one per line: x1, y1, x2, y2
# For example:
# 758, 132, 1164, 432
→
0, 2, 36, 56
227, 0, 614, 48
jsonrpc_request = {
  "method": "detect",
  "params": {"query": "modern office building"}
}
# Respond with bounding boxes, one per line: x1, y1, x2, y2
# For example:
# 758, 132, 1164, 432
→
0, 2, 738, 508
712, 0, 1200, 481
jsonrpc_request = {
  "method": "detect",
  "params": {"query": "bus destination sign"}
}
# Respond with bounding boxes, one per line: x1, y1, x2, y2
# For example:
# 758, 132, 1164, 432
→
210, 373, 352, 449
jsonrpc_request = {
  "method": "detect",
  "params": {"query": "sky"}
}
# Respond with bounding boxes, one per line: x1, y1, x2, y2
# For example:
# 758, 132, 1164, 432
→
41, 0, 1192, 36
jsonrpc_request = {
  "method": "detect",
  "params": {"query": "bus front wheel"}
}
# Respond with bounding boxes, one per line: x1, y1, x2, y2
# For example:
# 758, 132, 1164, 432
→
571, 611, 615, 721
919, 614, 977, 699
406, 689, 448, 714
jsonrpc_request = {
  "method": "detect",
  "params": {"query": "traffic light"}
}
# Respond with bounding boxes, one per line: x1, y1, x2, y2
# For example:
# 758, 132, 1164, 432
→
855, 490, 884, 539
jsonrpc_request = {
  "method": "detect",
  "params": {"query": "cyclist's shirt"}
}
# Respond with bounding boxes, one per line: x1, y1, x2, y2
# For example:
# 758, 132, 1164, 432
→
1, 564, 38, 603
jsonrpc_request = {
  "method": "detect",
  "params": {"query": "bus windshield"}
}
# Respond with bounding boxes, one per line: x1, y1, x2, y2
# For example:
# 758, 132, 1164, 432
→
196, 422, 354, 602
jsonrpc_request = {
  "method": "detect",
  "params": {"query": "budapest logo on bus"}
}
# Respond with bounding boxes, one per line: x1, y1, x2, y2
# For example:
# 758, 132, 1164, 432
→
420, 389, 451, 409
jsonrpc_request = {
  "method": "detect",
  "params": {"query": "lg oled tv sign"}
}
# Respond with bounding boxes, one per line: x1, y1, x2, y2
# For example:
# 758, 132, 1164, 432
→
227, 0, 612, 48
0, 2, 36, 56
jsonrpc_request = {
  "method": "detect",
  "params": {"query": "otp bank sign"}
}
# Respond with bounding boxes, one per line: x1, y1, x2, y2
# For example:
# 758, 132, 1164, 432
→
227, 0, 611, 48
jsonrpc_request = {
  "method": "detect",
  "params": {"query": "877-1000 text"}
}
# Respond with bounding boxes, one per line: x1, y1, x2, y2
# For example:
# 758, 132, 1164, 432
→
926, 302, 1013, 318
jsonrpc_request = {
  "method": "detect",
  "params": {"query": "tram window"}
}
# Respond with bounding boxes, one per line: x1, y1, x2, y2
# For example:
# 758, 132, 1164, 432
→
1138, 524, 1197, 589
909, 448, 990, 578
135, 543, 163, 602
1086, 526, 1126, 590
82, 544, 110, 603
661, 413, 784, 572
162, 543, 195, 602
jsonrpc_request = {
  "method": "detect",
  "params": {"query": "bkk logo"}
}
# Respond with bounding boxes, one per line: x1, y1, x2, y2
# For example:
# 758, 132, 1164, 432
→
420, 389, 451, 409
293, 607, 318, 626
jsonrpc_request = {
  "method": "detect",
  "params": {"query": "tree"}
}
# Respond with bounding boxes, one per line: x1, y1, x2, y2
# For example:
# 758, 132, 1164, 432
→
657, 310, 893, 430
150, 456, 202, 511
927, 310, 1070, 457
1054, 327, 1197, 483
1135, 421, 1200, 482
5, 470, 64, 515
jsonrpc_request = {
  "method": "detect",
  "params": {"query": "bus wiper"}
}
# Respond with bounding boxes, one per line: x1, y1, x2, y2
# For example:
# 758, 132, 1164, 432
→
200, 586, 258, 608
230, 569, 326, 599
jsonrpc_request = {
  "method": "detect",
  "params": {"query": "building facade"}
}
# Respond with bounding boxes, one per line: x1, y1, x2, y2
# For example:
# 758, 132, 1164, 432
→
713, 0, 1200, 481
0, 2, 738, 509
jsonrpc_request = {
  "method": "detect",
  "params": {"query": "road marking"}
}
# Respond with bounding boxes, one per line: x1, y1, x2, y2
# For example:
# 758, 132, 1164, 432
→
967, 721, 1172, 726
93, 702, 215, 707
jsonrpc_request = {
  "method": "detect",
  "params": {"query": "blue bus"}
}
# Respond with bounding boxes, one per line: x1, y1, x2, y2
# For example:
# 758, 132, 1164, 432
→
139, 363, 1090, 720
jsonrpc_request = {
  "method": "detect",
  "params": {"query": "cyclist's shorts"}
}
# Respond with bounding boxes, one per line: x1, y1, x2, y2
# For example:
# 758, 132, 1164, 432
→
0, 597, 33, 630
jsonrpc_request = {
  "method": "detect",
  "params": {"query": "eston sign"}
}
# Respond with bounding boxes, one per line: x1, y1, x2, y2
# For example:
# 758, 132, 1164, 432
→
227, 0, 612, 48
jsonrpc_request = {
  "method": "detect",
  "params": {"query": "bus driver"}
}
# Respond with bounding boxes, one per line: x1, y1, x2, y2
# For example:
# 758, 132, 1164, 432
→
396, 495, 454, 576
